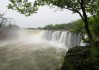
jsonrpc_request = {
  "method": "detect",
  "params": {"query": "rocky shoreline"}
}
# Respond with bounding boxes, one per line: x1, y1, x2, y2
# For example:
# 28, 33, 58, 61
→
60, 46, 99, 70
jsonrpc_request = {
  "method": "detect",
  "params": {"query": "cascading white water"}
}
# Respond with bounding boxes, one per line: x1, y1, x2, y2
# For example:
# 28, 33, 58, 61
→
52, 31, 62, 42
41, 30, 81, 48
0, 29, 81, 70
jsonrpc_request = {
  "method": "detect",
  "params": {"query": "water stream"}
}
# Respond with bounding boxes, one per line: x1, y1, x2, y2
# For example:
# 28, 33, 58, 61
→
0, 29, 81, 70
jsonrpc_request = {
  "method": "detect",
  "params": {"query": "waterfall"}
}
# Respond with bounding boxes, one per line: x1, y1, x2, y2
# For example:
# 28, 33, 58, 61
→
42, 30, 53, 40
42, 30, 81, 48
52, 31, 61, 42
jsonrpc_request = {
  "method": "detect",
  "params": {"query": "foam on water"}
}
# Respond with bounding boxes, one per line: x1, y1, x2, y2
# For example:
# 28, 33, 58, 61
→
0, 29, 67, 70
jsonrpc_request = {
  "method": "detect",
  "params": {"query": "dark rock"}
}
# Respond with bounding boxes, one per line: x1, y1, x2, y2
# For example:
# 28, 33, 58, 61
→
60, 46, 99, 70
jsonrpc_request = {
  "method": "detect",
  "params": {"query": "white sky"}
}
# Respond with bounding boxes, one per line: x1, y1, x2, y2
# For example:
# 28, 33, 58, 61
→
0, 0, 80, 28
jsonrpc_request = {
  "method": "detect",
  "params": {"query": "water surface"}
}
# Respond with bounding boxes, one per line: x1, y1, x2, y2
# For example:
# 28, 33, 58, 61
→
0, 29, 67, 70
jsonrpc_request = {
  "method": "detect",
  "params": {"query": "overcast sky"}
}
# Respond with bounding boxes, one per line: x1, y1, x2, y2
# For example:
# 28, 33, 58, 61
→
0, 0, 80, 28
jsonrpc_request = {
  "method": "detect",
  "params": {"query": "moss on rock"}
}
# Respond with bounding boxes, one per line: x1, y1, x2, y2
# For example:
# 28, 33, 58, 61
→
60, 46, 99, 70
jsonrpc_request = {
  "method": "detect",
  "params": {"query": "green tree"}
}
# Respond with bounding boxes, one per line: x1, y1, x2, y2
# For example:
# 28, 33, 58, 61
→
89, 16, 99, 41
87, 0, 99, 21
43, 24, 53, 30
8, 0, 99, 46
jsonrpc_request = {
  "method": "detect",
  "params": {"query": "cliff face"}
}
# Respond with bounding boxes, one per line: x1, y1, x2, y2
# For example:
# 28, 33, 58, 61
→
60, 46, 99, 70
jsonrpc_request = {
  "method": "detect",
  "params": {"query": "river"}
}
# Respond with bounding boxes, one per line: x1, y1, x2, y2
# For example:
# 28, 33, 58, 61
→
0, 29, 71, 70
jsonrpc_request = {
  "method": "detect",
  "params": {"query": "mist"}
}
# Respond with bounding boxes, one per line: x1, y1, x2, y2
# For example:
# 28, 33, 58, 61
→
0, 29, 67, 70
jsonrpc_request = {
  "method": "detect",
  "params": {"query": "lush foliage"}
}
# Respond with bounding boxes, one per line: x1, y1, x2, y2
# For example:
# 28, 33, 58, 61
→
8, 0, 38, 16
8, 0, 99, 45
43, 19, 84, 33
43, 14, 99, 42
89, 15, 99, 41
8, 0, 99, 16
